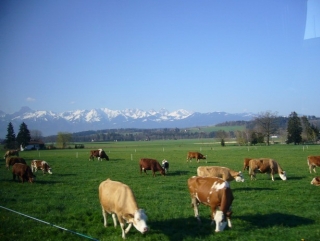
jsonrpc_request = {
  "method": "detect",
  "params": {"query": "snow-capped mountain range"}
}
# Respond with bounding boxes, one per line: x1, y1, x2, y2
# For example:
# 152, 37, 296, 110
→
0, 106, 255, 137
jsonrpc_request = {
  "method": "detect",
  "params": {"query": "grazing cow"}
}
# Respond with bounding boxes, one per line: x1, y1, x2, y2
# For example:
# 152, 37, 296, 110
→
12, 163, 35, 183
243, 158, 252, 171
4, 149, 19, 159
187, 176, 234, 232
99, 179, 148, 239
311, 177, 320, 186
6, 157, 26, 169
307, 156, 320, 173
162, 159, 169, 174
249, 158, 286, 181
89, 149, 109, 161
139, 158, 165, 177
197, 166, 244, 182
187, 152, 206, 163
31, 160, 52, 174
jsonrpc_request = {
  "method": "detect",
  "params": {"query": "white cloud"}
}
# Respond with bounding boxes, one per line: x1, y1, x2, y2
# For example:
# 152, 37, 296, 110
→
26, 97, 36, 102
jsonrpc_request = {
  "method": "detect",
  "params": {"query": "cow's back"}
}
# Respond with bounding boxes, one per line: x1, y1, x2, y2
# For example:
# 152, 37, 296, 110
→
197, 166, 232, 181
308, 156, 320, 165
188, 176, 233, 209
99, 179, 137, 213
6, 157, 26, 168
139, 158, 155, 168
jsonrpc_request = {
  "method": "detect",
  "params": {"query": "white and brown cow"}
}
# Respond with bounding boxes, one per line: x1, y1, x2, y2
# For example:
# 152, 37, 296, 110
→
311, 177, 320, 186
188, 176, 234, 232
197, 166, 244, 182
4, 149, 19, 159
31, 160, 52, 174
307, 156, 320, 173
249, 158, 287, 181
89, 149, 109, 161
99, 179, 148, 239
187, 152, 206, 163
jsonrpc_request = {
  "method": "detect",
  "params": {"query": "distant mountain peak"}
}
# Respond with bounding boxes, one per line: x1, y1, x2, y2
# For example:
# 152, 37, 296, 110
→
0, 106, 254, 137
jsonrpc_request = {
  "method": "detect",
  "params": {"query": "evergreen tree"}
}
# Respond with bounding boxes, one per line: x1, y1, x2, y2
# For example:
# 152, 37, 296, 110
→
5, 122, 16, 149
16, 122, 31, 148
287, 111, 302, 145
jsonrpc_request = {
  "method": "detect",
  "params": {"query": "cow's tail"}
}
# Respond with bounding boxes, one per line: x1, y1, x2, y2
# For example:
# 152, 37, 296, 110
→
221, 188, 233, 227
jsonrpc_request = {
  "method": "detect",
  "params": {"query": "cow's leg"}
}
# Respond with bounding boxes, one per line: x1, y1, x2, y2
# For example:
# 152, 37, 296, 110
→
209, 205, 218, 225
270, 170, 275, 181
101, 207, 108, 227
124, 223, 132, 234
191, 196, 200, 222
313, 166, 317, 173
117, 216, 126, 239
111, 213, 117, 227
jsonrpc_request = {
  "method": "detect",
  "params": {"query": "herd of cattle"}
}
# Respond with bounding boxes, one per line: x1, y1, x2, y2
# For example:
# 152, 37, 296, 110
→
3, 149, 320, 238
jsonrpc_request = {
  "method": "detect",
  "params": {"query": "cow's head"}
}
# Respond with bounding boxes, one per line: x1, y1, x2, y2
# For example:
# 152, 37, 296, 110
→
311, 177, 320, 186
279, 171, 287, 181
214, 211, 228, 232
28, 173, 36, 183
235, 171, 245, 182
126, 209, 148, 234
44, 163, 53, 174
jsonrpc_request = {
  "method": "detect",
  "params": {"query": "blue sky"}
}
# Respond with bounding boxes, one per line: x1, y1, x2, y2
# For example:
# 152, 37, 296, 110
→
1, 0, 320, 117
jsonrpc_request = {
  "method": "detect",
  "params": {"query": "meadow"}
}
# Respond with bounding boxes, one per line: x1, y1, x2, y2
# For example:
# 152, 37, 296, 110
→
0, 140, 320, 241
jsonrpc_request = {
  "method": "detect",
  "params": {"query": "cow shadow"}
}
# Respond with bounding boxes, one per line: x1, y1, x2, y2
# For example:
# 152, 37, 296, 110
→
166, 171, 189, 176
148, 216, 216, 241
237, 212, 314, 229
109, 158, 126, 162
35, 180, 59, 184
232, 187, 276, 192
286, 176, 305, 180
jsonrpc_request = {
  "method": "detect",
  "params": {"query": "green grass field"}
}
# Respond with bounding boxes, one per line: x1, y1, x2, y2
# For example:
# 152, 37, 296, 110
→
1, 140, 320, 241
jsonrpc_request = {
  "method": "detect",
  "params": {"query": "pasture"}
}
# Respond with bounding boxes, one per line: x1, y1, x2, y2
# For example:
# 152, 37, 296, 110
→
1, 140, 320, 241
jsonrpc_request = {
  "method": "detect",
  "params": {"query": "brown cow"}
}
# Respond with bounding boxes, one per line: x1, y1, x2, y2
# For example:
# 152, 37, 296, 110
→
307, 156, 320, 173
187, 152, 206, 163
139, 158, 165, 177
12, 163, 35, 183
6, 157, 27, 169
249, 158, 287, 181
31, 160, 52, 174
311, 177, 320, 186
243, 158, 253, 171
4, 149, 19, 159
99, 179, 148, 239
197, 166, 244, 182
188, 176, 234, 232
89, 149, 109, 161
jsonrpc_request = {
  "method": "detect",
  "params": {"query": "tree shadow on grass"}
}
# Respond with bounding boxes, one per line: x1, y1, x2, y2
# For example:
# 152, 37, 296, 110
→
237, 212, 314, 228
148, 216, 218, 241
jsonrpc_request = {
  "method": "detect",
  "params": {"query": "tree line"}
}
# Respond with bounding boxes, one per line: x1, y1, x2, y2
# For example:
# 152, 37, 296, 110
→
2, 111, 320, 149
